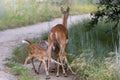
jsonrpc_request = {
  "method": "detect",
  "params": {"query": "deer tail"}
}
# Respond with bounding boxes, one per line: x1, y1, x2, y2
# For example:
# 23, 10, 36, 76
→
22, 40, 32, 45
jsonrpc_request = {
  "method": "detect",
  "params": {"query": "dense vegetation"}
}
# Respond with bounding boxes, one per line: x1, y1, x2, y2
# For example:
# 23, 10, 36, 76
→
67, 20, 117, 80
89, 0, 120, 80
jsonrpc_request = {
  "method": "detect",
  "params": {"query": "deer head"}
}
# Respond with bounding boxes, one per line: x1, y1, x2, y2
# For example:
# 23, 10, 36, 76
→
61, 7, 70, 27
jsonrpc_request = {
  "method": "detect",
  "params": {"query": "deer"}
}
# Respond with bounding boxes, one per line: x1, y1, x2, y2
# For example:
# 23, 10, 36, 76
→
47, 7, 75, 77
31, 40, 48, 74
22, 39, 62, 79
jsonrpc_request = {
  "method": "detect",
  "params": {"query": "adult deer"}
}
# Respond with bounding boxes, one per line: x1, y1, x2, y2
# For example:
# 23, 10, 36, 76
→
47, 7, 75, 77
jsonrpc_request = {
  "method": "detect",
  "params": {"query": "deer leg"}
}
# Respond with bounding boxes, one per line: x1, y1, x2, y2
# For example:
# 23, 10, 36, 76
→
31, 58, 39, 74
37, 61, 42, 73
42, 60, 50, 79
24, 56, 32, 65
47, 58, 50, 73
56, 58, 60, 77
60, 57, 67, 77
60, 44, 67, 77
64, 57, 76, 74
31, 58, 42, 74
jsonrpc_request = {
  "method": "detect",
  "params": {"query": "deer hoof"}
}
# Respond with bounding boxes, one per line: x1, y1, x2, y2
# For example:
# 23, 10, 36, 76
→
46, 75, 50, 79
72, 72, 76, 75
56, 74, 59, 77
50, 68, 55, 72
63, 73, 68, 77
35, 70, 39, 74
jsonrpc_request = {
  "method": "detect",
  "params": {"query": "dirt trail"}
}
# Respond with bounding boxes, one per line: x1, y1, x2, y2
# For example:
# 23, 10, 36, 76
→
0, 14, 90, 80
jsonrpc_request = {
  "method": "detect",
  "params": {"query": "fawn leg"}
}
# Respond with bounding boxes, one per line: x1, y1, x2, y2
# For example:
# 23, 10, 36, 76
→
37, 61, 42, 73
42, 60, 50, 79
24, 56, 32, 65
31, 58, 39, 74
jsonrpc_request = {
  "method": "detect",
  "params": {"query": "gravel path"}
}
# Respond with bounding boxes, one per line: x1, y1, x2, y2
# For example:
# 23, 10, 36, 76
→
0, 14, 91, 80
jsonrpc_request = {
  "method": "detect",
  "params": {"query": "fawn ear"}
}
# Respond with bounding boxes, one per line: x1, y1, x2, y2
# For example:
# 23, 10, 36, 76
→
61, 7, 64, 13
66, 6, 70, 12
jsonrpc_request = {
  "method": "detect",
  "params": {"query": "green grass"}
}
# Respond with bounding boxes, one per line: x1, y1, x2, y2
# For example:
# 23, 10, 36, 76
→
67, 20, 116, 57
5, 19, 119, 80
10, 64, 30, 75
0, 0, 97, 30
67, 20, 118, 80
9, 63, 39, 80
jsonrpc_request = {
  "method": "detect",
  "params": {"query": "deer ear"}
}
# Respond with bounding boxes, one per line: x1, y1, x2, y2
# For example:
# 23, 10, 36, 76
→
61, 7, 64, 13
66, 6, 70, 12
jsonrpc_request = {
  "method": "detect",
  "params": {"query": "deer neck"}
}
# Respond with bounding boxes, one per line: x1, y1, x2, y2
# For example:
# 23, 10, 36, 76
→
62, 16, 67, 28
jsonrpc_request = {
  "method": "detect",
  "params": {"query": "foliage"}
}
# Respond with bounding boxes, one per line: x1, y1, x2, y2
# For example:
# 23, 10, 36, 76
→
67, 20, 117, 80
10, 64, 30, 75
41, 32, 48, 40
88, 1, 120, 79
0, 0, 97, 30
67, 19, 116, 57
90, 0, 120, 32
9, 63, 39, 80
19, 73, 39, 80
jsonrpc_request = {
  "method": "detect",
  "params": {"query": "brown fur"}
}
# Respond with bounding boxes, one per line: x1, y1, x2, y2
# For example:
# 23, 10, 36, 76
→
23, 40, 51, 79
